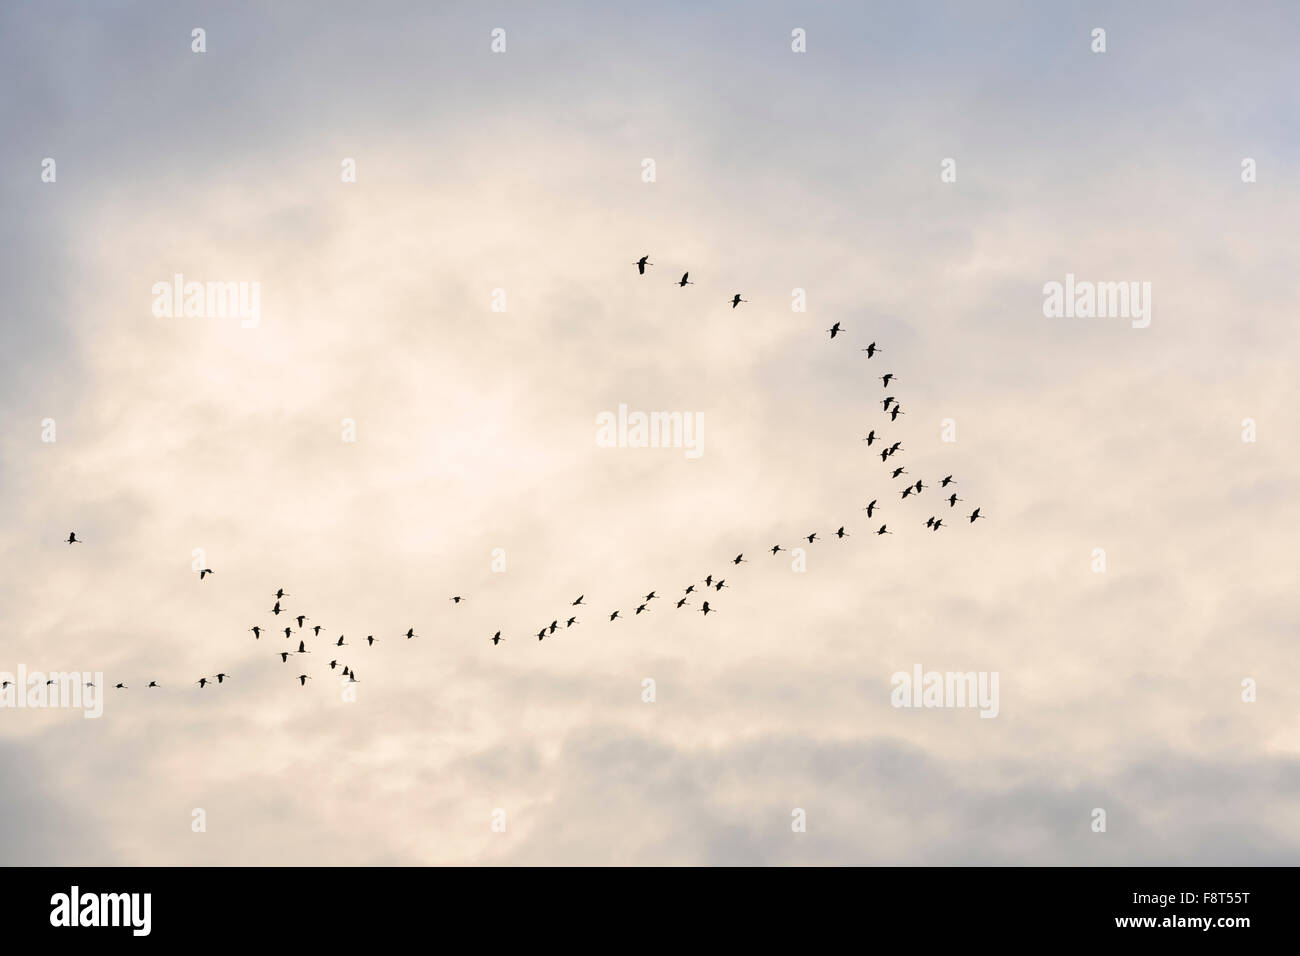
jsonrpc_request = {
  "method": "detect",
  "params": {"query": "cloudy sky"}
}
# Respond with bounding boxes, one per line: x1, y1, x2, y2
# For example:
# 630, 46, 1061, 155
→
2, 1, 1298, 865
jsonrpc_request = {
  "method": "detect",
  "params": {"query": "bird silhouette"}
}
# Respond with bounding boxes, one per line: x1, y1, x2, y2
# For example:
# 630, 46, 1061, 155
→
295, 615, 307, 627
834, 526, 848, 538
366, 634, 376, 646
274, 588, 289, 599
890, 406, 904, 421
806, 532, 818, 543
404, 628, 416, 640
296, 640, 309, 654
828, 322, 844, 339
572, 595, 585, 606
609, 610, 620, 621
733, 554, 746, 565
491, 632, 504, 645
863, 499, 879, 517
946, 493, 962, 508
876, 524, 892, 535
969, 508, 985, 523
147, 681, 159, 688
635, 255, 652, 274
279, 652, 291, 662
565, 616, 577, 627
250, 626, 262, 639
863, 430, 878, 445
699, 601, 714, 615
862, 342, 882, 358
940, 475, 955, 487
66, 532, 80, 544
881, 373, 897, 387
296, 675, 311, 686
197, 678, 209, 688
199, 568, 214, 580
450, 596, 465, 604
891, 467, 907, 479
730, 294, 747, 308
677, 272, 693, 287
635, 603, 649, 615
676, 597, 689, 608
770, 544, 784, 555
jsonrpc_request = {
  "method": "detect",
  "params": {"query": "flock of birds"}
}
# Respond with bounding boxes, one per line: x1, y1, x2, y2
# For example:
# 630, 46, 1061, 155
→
56, 255, 984, 693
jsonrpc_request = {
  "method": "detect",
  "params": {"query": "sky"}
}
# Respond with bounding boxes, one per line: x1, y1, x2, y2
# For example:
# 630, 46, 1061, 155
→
1, 0, 1298, 865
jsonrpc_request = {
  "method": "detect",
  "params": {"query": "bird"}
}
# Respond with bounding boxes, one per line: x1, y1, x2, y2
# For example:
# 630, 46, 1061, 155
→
714, 579, 727, 591
114, 683, 127, 690
901, 486, 913, 499
450, 596, 465, 604
548, 620, 558, 634
197, 678, 209, 688
279, 652, 291, 663
312, 625, 324, 636
891, 467, 908, 479
536, 628, 546, 641
914, 480, 926, 494
733, 554, 746, 565
863, 430, 878, 445
403, 628, 416, 640
250, 626, 262, 639
699, 601, 714, 615
565, 616, 577, 627
295, 615, 308, 627
828, 322, 844, 339
147, 681, 159, 688
491, 632, 504, 645
282, 627, 292, 639
806, 532, 818, 543
889, 406, 904, 421
770, 544, 784, 555
269, 601, 283, 615
946, 493, 962, 508
572, 595, 585, 606
336, 635, 348, 646
863, 499, 879, 517
969, 508, 985, 523
296, 675, 311, 686
609, 610, 620, 621
215, 673, 228, 684
634, 603, 649, 615
677, 272, 693, 287
328, 660, 339, 670
296, 640, 309, 654
675, 597, 689, 608
704, 575, 714, 588
881, 373, 897, 387
683, 584, 696, 595
876, 524, 892, 535
635, 255, 652, 274
274, 588, 289, 599
730, 294, 747, 309
66, 532, 80, 544
644, 591, 658, 602
199, 568, 214, 580
932, 518, 945, 531
925, 516, 936, 528
888, 441, 903, 455
862, 342, 882, 358
941, 475, 955, 487
881, 396, 896, 410
366, 635, 376, 646
880, 448, 893, 462
835, 526, 848, 538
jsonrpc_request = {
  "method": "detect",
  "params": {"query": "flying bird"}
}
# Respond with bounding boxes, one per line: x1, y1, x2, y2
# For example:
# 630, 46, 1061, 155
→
876, 525, 892, 535
863, 430, 878, 445
828, 322, 844, 339
730, 294, 747, 309
450, 596, 465, 604
609, 610, 620, 621
491, 632, 504, 645
250, 626, 262, 639
862, 342, 882, 358
835, 526, 848, 538
946, 493, 962, 508
296, 675, 311, 686
770, 544, 784, 555
881, 373, 897, 387
733, 554, 746, 565
863, 499, 878, 517
699, 601, 714, 615
969, 508, 985, 523
941, 475, 955, 487
677, 272, 693, 287
806, 532, 818, 543
66, 532, 80, 544
295, 615, 308, 627
274, 588, 289, 599
199, 568, 214, 580
565, 617, 577, 627
889, 406, 904, 421
635, 255, 652, 274
572, 595, 585, 606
